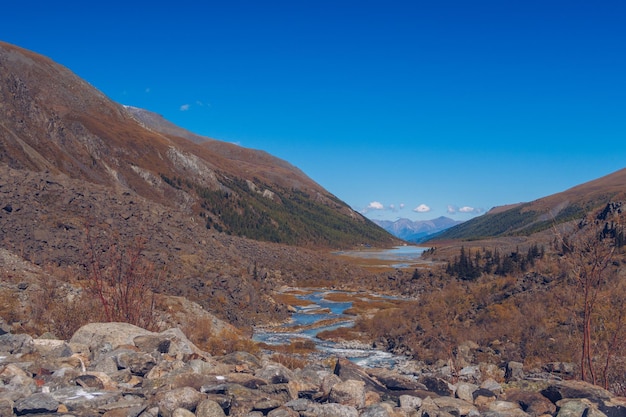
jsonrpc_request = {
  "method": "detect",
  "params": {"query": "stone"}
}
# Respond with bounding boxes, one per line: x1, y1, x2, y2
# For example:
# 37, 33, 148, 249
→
556, 398, 604, 417
334, 358, 388, 394
418, 375, 453, 396
48, 386, 122, 411
255, 362, 295, 384
14, 392, 59, 414
456, 382, 479, 403
133, 334, 171, 353
155, 386, 206, 417
253, 398, 283, 413
0, 397, 14, 417
172, 408, 196, 417
321, 373, 342, 397
399, 394, 422, 410
541, 380, 613, 406
433, 396, 479, 416
360, 403, 392, 417
473, 388, 497, 409
70, 322, 154, 352
116, 351, 156, 376
329, 379, 366, 408
196, 399, 227, 417
505, 361, 525, 381
32, 338, 72, 358
308, 403, 360, 417
0, 333, 34, 355
218, 351, 261, 370
504, 388, 557, 417
544, 362, 576, 377
367, 368, 426, 391
267, 406, 299, 417
480, 377, 503, 394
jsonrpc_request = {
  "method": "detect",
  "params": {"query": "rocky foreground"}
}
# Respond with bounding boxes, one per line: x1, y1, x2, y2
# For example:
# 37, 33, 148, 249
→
0, 322, 625, 417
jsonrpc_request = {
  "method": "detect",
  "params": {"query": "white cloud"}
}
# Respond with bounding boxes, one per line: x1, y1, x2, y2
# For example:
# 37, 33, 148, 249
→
448, 206, 484, 215
413, 204, 431, 213
400, 203, 405, 209
180, 104, 190, 111
367, 201, 384, 210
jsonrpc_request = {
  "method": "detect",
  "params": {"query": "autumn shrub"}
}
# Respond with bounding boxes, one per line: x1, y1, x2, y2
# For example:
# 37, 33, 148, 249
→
270, 353, 309, 370
182, 316, 259, 356
0, 288, 20, 325
84, 229, 159, 330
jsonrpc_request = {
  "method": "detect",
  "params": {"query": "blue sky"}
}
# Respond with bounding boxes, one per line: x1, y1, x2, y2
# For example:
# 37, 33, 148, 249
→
3, 1, 625, 221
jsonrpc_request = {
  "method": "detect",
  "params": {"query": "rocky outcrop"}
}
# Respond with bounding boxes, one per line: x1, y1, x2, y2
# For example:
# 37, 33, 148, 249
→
1, 323, 625, 417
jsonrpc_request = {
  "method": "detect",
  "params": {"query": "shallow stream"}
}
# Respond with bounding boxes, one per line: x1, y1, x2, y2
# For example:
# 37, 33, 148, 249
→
253, 289, 408, 368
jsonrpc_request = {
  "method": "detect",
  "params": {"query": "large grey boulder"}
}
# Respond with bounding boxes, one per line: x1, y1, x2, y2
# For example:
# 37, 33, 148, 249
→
154, 386, 206, 417
541, 380, 613, 406
14, 392, 59, 414
0, 333, 34, 355
196, 399, 226, 417
70, 322, 154, 351
329, 379, 366, 408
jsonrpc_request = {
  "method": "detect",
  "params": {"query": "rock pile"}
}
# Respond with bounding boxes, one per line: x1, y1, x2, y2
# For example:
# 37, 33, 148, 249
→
1, 322, 624, 417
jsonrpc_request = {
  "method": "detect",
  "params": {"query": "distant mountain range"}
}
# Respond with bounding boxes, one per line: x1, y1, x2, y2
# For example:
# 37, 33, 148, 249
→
372, 216, 464, 242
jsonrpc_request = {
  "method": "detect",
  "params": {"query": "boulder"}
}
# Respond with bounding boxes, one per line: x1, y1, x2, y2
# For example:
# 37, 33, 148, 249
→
505, 361, 525, 382
432, 396, 479, 416
196, 399, 227, 417
334, 358, 388, 394
48, 386, 122, 411
172, 408, 196, 417
115, 351, 157, 376
14, 392, 59, 415
255, 362, 295, 384
360, 403, 392, 417
70, 322, 154, 352
32, 338, 72, 358
154, 386, 207, 417
307, 402, 360, 417
504, 388, 557, 417
541, 380, 613, 406
366, 367, 427, 391
418, 375, 454, 396
456, 382, 479, 403
267, 405, 300, 417
398, 394, 422, 410
329, 379, 366, 408
0, 333, 34, 355
556, 398, 606, 417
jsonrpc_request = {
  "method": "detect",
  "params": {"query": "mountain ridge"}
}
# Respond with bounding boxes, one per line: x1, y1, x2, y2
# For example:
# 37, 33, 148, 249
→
430, 167, 626, 241
0, 40, 396, 249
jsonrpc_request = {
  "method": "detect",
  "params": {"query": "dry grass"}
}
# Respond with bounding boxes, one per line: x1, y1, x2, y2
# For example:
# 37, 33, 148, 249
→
273, 291, 316, 308
182, 316, 260, 356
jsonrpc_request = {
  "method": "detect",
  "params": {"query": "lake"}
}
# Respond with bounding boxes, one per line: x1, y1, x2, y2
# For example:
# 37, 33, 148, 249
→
333, 245, 428, 269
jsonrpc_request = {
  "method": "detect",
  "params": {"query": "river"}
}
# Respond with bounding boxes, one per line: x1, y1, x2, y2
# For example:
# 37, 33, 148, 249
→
252, 288, 418, 368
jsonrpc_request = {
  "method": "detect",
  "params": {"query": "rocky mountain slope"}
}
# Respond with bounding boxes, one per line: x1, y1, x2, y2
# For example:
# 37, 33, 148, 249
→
373, 216, 463, 242
431, 167, 626, 241
0, 41, 403, 329
0, 41, 396, 249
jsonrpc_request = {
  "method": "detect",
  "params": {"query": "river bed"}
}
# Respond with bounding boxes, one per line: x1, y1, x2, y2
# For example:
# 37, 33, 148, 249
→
253, 288, 410, 368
